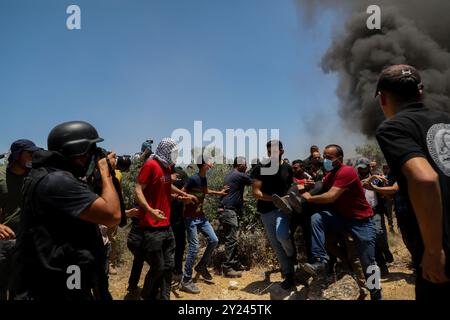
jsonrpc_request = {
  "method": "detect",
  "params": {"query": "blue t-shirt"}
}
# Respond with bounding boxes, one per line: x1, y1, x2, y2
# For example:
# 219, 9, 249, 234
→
220, 170, 252, 211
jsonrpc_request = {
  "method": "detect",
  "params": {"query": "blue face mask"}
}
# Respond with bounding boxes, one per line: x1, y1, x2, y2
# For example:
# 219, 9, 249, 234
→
323, 158, 334, 172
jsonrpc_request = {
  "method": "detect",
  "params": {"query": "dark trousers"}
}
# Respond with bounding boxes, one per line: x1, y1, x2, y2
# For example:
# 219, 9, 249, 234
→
384, 198, 394, 230
289, 181, 323, 263
141, 227, 175, 300
0, 240, 15, 300
171, 219, 186, 274
373, 211, 393, 268
415, 267, 450, 300
290, 214, 312, 263
127, 221, 145, 290
219, 209, 239, 270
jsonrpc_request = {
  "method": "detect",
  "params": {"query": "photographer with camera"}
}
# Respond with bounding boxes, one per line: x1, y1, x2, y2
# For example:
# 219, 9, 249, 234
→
12, 121, 121, 300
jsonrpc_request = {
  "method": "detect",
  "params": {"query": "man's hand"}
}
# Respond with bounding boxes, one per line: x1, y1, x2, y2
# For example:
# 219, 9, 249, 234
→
361, 179, 375, 191
186, 194, 198, 204
304, 179, 315, 188
219, 185, 230, 196
302, 192, 312, 202
125, 208, 140, 218
0, 224, 15, 240
421, 249, 450, 284
179, 195, 195, 204
98, 152, 117, 174
149, 208, 166, 221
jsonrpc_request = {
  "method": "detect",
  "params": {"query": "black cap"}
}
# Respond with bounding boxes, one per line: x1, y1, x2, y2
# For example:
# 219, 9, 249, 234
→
375, 64, 424, 98
7, 139, 41, 165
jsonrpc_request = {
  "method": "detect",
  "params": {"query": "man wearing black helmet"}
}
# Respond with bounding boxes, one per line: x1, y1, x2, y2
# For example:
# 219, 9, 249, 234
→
375, 64, 450, 299
12, 121, 121, 300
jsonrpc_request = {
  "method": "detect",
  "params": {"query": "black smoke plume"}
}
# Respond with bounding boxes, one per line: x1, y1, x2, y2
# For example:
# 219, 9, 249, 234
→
296, 0, 450, 137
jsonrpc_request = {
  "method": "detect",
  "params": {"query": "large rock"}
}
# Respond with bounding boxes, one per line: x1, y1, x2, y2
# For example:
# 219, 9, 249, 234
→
307, 274, 362, 300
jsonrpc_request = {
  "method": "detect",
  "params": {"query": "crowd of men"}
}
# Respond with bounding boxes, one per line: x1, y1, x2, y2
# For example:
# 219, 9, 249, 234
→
0, 64, 449, 301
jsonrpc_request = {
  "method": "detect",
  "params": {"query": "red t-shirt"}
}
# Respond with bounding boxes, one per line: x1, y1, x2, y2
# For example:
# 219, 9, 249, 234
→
137, 159, 172, 228
322, 165, 373, 220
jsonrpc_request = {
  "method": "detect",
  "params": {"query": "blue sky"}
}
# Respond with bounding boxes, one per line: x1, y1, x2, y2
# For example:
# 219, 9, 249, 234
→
0, 0, 365, 161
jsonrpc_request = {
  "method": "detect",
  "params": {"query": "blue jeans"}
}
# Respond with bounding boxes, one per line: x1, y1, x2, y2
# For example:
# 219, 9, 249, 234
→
183, 216, 218, 281
260, 209, 295, 275
310, 211, 377, 279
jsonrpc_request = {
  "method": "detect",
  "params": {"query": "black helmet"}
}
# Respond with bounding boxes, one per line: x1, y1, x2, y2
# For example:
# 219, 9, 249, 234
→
48, 121, 104, 157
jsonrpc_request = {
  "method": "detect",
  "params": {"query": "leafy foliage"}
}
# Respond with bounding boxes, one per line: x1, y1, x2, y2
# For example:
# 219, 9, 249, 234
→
355, 143, 386, 165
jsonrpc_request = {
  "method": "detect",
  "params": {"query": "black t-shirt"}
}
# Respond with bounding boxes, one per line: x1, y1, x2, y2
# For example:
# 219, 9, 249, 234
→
376, 102, 450, 275
15, 167, 105, 299
250, 162, 293, 214
220, 170, 253, 211
36, 171, 98, 220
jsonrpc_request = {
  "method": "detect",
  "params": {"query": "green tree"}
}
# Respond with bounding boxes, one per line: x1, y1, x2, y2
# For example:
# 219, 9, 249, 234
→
355, 143, 385, 164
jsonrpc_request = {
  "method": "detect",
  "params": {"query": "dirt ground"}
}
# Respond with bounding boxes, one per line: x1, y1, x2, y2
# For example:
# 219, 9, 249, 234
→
109, 225, 416, 300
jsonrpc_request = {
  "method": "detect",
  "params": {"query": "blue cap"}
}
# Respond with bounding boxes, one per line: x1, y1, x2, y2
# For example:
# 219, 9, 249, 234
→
7, 139, 41, 166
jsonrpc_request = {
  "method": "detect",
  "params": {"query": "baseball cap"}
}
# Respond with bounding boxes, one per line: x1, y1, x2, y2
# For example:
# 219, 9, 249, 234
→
355, 157, 370, 169
375, 64, 424, 98
7, 139, 41, 166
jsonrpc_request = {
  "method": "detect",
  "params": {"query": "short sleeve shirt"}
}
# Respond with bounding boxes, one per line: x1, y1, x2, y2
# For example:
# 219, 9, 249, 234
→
137, 159, 172, 227
323, 165, 374, 219
250, 162, 293, 214
183, 173, 207, 219
376, 103, 450, 275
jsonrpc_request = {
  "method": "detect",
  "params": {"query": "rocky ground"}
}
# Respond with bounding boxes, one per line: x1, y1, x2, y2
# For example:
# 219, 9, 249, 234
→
109, 227, 415, 300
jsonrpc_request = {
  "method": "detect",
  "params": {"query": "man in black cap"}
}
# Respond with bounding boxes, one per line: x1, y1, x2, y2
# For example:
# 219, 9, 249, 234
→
375, 64, 450, 299
0, 139, 41, 300
12, 121, 121, 300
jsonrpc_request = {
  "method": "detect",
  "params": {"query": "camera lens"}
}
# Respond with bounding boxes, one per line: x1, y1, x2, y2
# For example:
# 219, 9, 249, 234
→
116, 155, 132, 171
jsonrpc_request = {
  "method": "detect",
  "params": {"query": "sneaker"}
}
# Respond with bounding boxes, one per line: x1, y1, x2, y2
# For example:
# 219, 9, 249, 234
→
288, 191, 304, 214
195, 264, 213, 282
223, 268, 242, 278
280, 274, 296, 290
180, 279, 201, 294
303, 261, 327, 277
272, 194, 293, 214
370, 288, 382, 301
232, 263, 249, 271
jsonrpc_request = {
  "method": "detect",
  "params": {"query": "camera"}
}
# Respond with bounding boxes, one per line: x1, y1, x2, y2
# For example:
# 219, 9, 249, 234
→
94, 147, 132, 172
90, 147, 128, 227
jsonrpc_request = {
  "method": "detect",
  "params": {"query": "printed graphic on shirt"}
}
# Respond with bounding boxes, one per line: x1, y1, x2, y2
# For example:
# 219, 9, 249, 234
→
427, 123, 450, 177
